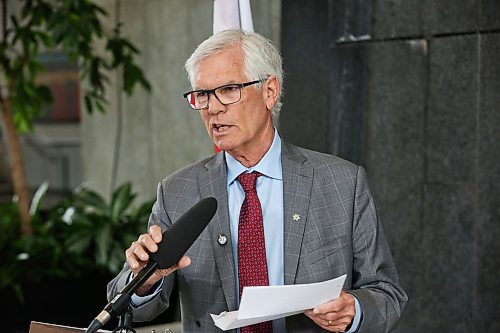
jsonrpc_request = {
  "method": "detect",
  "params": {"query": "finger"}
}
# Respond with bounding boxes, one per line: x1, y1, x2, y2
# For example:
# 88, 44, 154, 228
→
305, 313, 337, 332
163, 256, 191, 274
306, 309, 352, 332
149, 225, 163, 243
320, 318, 349, 332
125, 248, 140, 270
305, 311, 340, 326
157, 256, 192, 276
126, 244, 146, 271
177, 255, 192, 269
313, 291, 355, 315
319, 323, 345, 333
168, 256, 191, 271
138, 233, 159, 253
132, 240, 151, 262
317, 312, 355, 329
306, 309, 354, 330
326, 316, 354, 332
304, 311, 322, 325
312, 299, 339, 315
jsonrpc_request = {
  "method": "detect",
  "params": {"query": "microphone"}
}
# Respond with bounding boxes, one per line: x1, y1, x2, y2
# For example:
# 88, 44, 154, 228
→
86, 197, 218, 333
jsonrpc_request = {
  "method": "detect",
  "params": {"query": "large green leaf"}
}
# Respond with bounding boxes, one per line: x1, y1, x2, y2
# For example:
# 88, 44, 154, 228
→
109, 246, 126, 274
95, 223, 112, 266
66, 233, 92, 254
74, 189, 108, 214
110, 183, 135, 222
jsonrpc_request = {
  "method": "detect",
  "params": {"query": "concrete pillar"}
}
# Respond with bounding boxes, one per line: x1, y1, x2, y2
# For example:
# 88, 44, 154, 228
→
281, 0, 500, 331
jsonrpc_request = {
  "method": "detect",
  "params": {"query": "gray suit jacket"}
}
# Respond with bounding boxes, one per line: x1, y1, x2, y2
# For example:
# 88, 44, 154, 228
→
107, 141, 407, 332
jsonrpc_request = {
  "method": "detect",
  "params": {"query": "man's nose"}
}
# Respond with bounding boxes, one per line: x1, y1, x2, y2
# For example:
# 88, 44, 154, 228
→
206, 92, 225, 114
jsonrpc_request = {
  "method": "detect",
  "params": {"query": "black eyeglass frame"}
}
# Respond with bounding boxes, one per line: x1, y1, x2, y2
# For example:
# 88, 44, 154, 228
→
183, 79, 263, 110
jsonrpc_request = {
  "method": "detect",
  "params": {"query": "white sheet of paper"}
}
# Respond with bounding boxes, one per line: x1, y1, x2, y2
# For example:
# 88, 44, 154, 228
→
210, 274, 346, 331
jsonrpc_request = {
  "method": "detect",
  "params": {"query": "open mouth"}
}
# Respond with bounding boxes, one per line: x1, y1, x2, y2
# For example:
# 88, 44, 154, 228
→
213, 124, 231, 132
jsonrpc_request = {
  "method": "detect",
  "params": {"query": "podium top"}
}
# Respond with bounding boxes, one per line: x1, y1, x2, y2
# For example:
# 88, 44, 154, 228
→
29, 322, 111, 333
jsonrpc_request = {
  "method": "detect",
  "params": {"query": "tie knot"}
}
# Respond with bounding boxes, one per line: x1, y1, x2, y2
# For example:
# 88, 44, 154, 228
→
237, 172, 261, 193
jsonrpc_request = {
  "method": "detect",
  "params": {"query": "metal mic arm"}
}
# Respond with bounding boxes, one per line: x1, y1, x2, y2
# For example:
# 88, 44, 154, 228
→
113, 306, 137, 333
86, 261, 159, 333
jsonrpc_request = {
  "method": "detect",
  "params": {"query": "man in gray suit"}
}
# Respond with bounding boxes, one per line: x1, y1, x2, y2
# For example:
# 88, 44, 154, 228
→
108, 30, 407, 333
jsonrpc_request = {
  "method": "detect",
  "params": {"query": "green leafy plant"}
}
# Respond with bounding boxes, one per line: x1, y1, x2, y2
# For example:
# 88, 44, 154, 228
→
0, 182, 153, 302
0, 197, 85, 302
65, 183, 153, 274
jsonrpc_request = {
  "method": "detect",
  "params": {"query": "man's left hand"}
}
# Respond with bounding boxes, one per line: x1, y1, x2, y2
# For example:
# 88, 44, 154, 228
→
304, 291, 356, 332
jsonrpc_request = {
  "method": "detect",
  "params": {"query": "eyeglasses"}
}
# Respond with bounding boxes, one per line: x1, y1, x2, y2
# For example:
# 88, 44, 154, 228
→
183, 80, 262, 110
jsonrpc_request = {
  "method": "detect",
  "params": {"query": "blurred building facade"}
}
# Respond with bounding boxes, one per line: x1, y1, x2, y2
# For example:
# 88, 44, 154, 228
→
0, 3, 82, 205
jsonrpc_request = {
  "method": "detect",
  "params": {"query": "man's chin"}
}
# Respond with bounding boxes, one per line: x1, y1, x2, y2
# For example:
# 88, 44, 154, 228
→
215, 143, 227, 151
214, 140, 235, 153
213, 140, 223, 151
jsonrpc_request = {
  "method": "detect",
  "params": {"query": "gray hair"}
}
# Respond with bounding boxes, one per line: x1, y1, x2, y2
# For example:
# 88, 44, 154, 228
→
185, 30, 284, 125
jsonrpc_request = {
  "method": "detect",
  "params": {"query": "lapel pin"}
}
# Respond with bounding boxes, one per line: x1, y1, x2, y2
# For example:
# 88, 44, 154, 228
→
218, 234, 228, 246
292, 213, 301, 221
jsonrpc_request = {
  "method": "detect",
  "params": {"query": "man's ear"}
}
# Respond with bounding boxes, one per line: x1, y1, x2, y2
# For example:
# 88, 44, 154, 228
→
263, 76, 280, 110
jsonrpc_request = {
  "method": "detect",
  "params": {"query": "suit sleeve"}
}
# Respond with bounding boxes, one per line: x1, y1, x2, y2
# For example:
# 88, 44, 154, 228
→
106, 181, 176, 322
348, 166, 408, 332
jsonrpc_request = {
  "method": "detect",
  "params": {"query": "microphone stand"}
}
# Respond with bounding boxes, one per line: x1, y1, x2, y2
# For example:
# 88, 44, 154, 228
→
86, 263, 158, 333
112, 306, 136, 333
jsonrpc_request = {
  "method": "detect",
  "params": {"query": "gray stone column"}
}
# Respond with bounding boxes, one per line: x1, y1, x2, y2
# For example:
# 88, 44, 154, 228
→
281, 1, 500, 331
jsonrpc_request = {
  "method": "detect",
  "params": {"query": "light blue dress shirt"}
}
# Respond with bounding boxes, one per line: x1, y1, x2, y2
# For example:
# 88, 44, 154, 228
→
225, 129, 285, 332
225, 129, 360, 333
132, 129, 361, 332
225, 129, 285, 292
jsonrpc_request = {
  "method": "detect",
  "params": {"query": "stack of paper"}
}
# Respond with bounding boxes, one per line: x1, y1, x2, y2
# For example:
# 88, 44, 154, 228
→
211, 274, 347, 331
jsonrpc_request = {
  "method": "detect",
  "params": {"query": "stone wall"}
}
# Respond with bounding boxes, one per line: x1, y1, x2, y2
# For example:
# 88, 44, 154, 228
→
280, 1, 500, 331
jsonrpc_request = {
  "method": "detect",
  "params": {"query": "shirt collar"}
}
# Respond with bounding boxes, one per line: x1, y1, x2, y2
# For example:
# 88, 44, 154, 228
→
225, 128, 282, 185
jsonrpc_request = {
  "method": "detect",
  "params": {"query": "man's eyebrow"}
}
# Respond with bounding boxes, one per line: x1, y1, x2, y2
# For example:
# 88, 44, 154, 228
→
194, 80, 239, 91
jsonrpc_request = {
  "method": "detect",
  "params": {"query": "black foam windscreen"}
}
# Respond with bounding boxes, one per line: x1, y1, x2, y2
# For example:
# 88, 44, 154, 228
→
150, 197, 217, 269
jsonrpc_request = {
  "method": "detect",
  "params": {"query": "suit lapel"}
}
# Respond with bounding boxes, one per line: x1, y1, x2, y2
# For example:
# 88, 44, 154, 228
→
198, 153, 238, 311
281, 142, 313, 285
196, 142, 313, 307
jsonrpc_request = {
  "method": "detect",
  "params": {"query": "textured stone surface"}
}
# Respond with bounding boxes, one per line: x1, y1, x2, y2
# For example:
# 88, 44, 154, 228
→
349, 1, 498, 41
328, 44, 368, 164
474, 32, 500, 331
280, 0, 330, 153
282, 2, 500, 332
361, 39, 427, 332
425, 0, 478, 35
371, 0, 424, 39
419, 183, 476, 332
330, 0, 372, 42
427, 35, 478, 185
479, 0, 500, 30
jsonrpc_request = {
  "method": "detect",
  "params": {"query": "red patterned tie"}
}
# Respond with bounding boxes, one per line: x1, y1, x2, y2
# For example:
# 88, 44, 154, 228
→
237, 172, 273, 333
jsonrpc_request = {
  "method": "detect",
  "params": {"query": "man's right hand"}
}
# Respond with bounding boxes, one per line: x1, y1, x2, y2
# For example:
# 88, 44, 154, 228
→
125, 225, 191, 296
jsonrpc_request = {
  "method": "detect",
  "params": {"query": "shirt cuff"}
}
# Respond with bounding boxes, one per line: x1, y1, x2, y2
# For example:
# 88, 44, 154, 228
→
345, 296, 362, 333
128, 272, 164, 306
